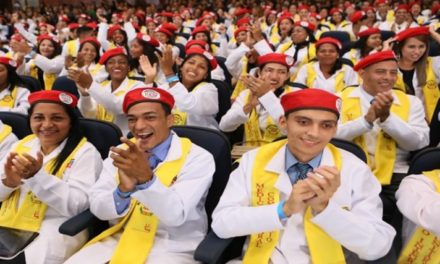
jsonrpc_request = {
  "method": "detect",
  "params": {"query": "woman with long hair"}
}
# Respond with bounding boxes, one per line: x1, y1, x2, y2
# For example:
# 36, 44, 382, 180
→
343, 27, 383, 65
0, 90, 102, 264
294, 37, 358, 93
0, 57, 30, 114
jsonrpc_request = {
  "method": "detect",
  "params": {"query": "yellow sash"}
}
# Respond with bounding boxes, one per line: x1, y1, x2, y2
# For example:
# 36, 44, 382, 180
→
242, 140, 345, 263
0, 124, 12, 143
305, 62, 345, 92
0, 86, 18, 109
172, 82, 206, 126
29, 61, 57, 90
340, 87, 410, 185
85, 137, 192, 264
398, 169, 440, 264
270, 33, 281, 48
231, 57, 248, 100
395, 58, 439, 122
243, 87, 291, 146
66, 40, 78, 57
96, 79, 138, 122
291, 44, 316, 81
0, 135, 87, 232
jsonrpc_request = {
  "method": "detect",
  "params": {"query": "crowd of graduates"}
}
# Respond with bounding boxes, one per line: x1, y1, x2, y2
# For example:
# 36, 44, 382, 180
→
0, 0, 440, 263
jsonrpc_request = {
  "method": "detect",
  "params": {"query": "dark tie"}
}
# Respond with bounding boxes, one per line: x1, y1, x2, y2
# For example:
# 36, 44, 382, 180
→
290, 163, 312, 184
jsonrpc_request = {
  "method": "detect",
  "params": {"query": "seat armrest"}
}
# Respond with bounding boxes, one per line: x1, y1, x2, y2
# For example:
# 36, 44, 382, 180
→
59, 209, 96, 236
194, 231, 245, 264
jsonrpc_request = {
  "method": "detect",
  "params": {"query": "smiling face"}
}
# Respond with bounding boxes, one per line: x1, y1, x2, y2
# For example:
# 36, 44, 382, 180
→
316, 43, 339, 66
127, 101, 173, 151
400, 36, 427, 64
30, 103, 71, 153
38, 39, 55, 58
280, 109, 338, 163
79, 42, 98, 64
366, 33, 382, 50
359, 59, 398, 95
105, 54, 129, 81
259, 62, 290, 90
112, 29, 125, 45
180, 55, 209, 87
129, 39, 144, 58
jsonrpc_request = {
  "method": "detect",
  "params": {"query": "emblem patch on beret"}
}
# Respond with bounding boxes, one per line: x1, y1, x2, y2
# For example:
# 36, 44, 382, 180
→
142, 35, 151, 42
285, 56, 294, 66
59, 93, 73, 105
8, 60, 17, 67
142, 89, 160, 99
203, 51, 213, 60
336, 98, 342, 112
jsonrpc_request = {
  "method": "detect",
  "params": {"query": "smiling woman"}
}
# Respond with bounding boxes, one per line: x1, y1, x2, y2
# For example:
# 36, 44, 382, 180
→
0, 90, 102, 264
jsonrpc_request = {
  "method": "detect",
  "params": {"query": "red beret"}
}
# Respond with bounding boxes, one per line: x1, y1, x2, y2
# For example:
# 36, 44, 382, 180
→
155, 25, 173, 37
309, 13, 321, 20
395, 27, 429, 42
0, 57, 18, 68
68, 23, 80, 30
85, 22, 98, 30
78, 14, 89, 20
433, 4, 440, 14
37, 34, 59, 44
145, 17, 157, 24
80, 37, 101, 48
59, 15, 69, 23
10, 33, 23, 42
353, 50, 396, 71
191, 25, 209, 37
357, 27, 381, 38
257, 53, 294, 68
281, 89, 341, 116
409, 1, 421, 8
162, 23, 178, 33
235, 8, 250, 17
330, 8, 343, 16
294, 21, 316, 32
316, 37, 342, 50
234, 26, 249, 39
123, 87, 174, 113
298, 5, 310, 12
160, 12, 174, 18
29, 90, 78, 108
185, 40, 209, 51
395, 4, 409, 12
136, 33, 160, 47
350, 11, 366, 24
236, 17, 251, 28
99, 47, 128, 65
186, 47, 218, 69
195, 14, 212, 27
277, 14, 294, 27
375, 0, 387, 6
108, 25, 124, 38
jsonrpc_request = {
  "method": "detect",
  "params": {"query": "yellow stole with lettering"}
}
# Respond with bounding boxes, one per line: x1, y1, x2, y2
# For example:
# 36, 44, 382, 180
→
29, 60, 57, 90
172, 82, 206, 126
242, 140, 345, 264
243, 87, 291, 146
291, 44, 316, 81
395, 58, 439, 122
398, 169, 440, 264
0, 87, 18, 109
0, 124, 12, 143
305, 62, 345, 92
0, 135, 86, 232
85, 137, 192, 264
231, 57, 248, 101
96, 79, 138, 122
340, 87, 410, 185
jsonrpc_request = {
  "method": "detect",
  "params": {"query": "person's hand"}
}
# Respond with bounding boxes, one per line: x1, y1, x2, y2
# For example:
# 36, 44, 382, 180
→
242, 90, 259, 114
76, 53, 86, 68
3, 153, 23, 188
110, 138, 153, 192
244, 31, 256, 48
364, 103, 377, 125
242, 74, 272, 98
67, 68, 92, 95
156, 45, 175, 76
251, 22, 264, 42
303, 166, 341, 214
14, 41, 32, 55
381, 37, 396, 51
283, 180, 317, 217
139, 55, 157, 84
373, 90, 394, 122
4, 152, 44, 186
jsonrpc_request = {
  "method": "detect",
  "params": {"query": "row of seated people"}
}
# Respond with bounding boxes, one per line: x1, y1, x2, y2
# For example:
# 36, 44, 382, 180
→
0, 61, 439, 263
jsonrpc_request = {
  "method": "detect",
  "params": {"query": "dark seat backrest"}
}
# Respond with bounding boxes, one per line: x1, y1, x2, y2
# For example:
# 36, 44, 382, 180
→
380, 30, 395, 41
19, 75, 42, 93
52, 76, 80, 99
330, 138, 367, 163
408, 147, 440, 175
215, 56, 233, 88
211, 79, 232, 124
172, 126, 231, 225
320, 31, 351, 45
0, 112, 31, 139
78, 118, 122, 159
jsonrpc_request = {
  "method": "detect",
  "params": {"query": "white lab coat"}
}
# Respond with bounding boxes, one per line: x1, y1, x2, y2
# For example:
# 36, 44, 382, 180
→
294, 62, 358, 93
78, 77, 145, 136
0, 121, 18, 161
65, 133, 214, 264
396, 173, 440, 247
0, 85, 30, 115
212, 144, 396, 263
335, 86, 429, 173
0, 136, 102, 264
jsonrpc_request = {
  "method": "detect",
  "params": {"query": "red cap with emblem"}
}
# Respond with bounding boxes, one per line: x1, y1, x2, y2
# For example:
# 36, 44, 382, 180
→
234, 8, 250, 17
123, 87, 175, 113
186, 47, 217, 69
257, 53, 294, 68
29, 90, 78, 108
136, 33, 160, 47
281, 89, 341, 116
37, 34, 59, 44
185, 40, 209, 51
353, 50, 397, 71
191, 25, 209, 37
0, 57, 18, 68
236, 17, 251, 27
315, 37, 342, 50
277, 13, 294, 27
80, 37, 101, 48
357, 27, 381, 38
294, 21, 316, 32
330, 8, 343, 16
99, 47, 127, 65
234, 26, 249, 39
350, 11, 366, 24
108, 25, 124, 38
